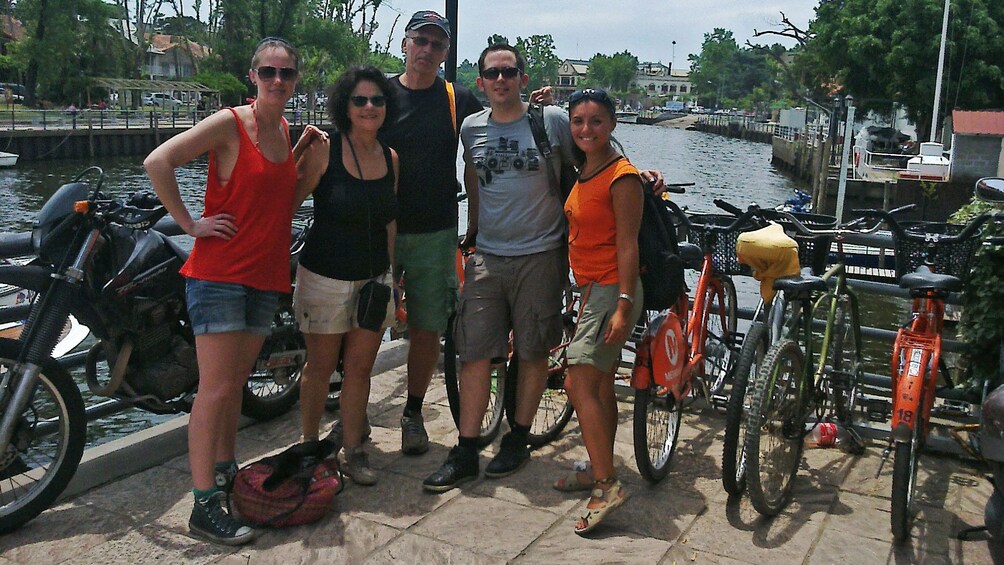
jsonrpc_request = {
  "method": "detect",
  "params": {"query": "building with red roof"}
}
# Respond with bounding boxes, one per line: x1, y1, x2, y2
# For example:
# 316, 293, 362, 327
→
946, 110, 1004, 182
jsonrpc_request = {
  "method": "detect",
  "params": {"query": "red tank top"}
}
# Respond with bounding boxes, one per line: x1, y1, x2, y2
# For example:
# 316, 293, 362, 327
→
179, 108, 297, 292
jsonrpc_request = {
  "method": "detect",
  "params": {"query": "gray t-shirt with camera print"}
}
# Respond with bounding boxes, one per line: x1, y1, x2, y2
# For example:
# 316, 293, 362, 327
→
460, 104, 575, 257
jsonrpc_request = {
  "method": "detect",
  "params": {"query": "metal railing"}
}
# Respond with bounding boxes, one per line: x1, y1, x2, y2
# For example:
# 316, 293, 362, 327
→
0, 107, 332, 132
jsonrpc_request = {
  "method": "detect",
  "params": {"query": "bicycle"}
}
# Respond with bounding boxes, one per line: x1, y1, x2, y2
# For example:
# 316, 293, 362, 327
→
632, 192, 748, 483
716, 201, 837, 496
861, 205, 1002, 540
743, 209, 875, 516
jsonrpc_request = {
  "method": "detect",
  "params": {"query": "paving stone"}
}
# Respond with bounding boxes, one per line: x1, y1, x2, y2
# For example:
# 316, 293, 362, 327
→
364, 532, 503, 565
806, 530, 892, 564
519, 518, 673, 564
219, 514, 398, 564
60, 524, 232, 564
0, 502, 134, 564
76, 464, 190, 523
334, 469, 461, 530
469, 457, 584, 516
409, 494, 559, 559
659, 543, 758, 565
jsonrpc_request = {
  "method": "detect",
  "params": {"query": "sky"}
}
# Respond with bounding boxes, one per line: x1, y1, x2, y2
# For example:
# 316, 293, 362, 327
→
370, 1, 819, 71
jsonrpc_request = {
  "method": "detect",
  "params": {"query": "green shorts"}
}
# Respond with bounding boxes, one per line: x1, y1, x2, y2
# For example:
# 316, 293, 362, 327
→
394, 228, 458, 333
567, 280, 643, 373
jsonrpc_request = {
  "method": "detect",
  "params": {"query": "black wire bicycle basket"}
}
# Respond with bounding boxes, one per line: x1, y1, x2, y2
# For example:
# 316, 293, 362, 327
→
893, 222, 982, 282
686, 214, 757, 275
773, 212, 837, 276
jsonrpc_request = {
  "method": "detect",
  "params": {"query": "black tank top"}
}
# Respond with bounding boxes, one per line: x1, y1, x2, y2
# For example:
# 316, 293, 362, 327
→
300, 136, 397, 281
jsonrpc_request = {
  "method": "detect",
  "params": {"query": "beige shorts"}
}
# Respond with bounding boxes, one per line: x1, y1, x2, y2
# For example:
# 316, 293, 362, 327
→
293, 265, 395, 334
566, 280, 643, 373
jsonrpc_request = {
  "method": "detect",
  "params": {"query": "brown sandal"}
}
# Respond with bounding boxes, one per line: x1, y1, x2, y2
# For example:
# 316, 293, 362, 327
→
553, 470, 593, 492
574, 478, 628, 535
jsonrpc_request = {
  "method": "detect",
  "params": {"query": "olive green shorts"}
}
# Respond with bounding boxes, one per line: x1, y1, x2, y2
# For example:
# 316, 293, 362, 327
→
567, 280, 644, 373
394, 228, 459, 333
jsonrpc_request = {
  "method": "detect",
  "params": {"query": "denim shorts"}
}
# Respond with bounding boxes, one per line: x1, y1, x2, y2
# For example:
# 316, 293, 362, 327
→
185, 278, 281, 336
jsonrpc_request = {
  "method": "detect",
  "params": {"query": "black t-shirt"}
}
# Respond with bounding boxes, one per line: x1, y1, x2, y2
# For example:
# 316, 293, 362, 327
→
379, 76, 482, 234
300, 136, 397, 281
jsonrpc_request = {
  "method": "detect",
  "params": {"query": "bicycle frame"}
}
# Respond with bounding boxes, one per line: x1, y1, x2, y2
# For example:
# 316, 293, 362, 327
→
685, 249, 728, 387
889, 291, 945, 442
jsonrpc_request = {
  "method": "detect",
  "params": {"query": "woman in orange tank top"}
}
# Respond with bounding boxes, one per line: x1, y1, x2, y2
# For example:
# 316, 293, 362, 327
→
559, 88, 644, 536
143, 37, 329, 545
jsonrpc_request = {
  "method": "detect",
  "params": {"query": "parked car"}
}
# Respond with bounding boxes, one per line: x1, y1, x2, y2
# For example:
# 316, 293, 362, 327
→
143, 93, 183, 107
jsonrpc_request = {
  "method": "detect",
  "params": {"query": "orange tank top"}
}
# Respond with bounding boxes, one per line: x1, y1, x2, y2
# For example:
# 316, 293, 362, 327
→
179, 108, 297, 292
565, 157, 641, 286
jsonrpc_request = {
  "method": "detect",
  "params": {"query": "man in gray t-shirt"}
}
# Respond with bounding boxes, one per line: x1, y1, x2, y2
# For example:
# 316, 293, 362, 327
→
423, 43, 575, 492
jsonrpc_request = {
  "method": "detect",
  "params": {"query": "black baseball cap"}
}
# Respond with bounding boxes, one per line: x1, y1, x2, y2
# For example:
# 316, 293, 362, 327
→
406, 10, 451, 39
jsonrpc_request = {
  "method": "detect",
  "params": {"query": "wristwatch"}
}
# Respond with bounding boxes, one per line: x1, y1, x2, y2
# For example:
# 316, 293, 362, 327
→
618, 293, 634, 305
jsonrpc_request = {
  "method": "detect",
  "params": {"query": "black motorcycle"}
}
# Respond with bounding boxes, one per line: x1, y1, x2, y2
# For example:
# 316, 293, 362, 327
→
0, 167, 306, 532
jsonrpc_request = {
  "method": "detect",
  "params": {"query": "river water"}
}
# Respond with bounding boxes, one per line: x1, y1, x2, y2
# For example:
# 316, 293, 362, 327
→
0, 123, 905, 446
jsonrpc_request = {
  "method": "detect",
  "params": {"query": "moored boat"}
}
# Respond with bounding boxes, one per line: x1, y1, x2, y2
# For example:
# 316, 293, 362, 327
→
0, 151, 18, 167
615, 111, 639, 124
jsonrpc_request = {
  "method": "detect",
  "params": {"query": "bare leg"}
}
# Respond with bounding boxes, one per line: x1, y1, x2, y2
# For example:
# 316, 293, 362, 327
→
565, 363, 617, 487
458, 358, 492, 437
512, 357, 549, 427
406, 328, 440, 399
190, 332, 264, 491
299, 333, 343, 441
340, 327, 383, 450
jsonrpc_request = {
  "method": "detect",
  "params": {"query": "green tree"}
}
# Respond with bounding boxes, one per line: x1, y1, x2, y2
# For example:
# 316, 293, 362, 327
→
192, 70, 245, 106
803, 0, 1004, 141
688, 28, 741, 109
456, 58, 479, 93
586, 50, 638, 91
515, 34, 560, 91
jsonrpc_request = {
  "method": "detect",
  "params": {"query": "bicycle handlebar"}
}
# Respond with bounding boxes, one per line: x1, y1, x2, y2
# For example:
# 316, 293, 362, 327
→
853, 206, 1001, 244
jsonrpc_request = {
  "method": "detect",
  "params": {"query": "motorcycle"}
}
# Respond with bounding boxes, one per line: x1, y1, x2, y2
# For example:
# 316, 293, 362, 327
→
0, 167, 306, 533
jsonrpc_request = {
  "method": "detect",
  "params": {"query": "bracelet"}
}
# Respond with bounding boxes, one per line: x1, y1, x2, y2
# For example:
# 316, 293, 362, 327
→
618, 293, 634, 305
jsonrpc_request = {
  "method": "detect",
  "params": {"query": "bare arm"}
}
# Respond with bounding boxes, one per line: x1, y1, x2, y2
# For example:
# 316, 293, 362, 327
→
143, 109, 239, 239
388, 148, 400, 272
461, 152, 480, 247
293, 132, 330, 210
604, 175, 644, 344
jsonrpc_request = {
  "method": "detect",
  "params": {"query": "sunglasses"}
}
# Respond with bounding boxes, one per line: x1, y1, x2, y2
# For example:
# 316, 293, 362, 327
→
255, 66, 298, 81
407, 35, 448, 51
480, 66, 521, 80
350, 95, 387, 108
569, 88, 613, 105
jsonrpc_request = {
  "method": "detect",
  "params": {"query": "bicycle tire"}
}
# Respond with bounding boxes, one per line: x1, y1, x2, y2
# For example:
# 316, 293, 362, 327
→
703, 276, 738, 397
745, 338, 806, 516
241, 304, 304, 420
633, 385, 682, 483
891, 393, 923, 541
0, 338, 87, 534
503, 330, 575, 448
722, 321, 768, 496
829, 298, 861, 423
443, 315, 506, 447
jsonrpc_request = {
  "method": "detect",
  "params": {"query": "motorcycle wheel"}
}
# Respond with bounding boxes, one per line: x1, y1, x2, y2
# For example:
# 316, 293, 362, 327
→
0, 338, 86, 534
241, 305, 304, 420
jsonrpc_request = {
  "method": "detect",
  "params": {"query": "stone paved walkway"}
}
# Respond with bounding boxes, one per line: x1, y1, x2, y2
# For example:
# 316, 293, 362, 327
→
0, 343, 995, 564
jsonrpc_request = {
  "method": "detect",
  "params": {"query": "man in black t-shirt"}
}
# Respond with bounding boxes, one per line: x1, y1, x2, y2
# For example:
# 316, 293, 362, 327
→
378, 10, 483, 456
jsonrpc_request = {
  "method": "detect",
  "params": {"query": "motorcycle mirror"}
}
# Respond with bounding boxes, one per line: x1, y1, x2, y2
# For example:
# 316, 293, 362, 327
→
975, 177, 1004, 204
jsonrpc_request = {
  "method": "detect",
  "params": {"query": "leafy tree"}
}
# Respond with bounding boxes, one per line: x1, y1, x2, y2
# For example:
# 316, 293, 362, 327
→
515, 34, 560, 91
486, 34, 509, 49
191, 69, 244, 106
456, 58, 479, 93
802, 0, 1004, 141
585, 50, 638, 91
688, 28, 741, 109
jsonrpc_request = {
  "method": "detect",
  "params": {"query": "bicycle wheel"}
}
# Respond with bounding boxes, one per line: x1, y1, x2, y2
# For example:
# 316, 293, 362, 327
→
241, 304, 304, 420
722, 320, 768, 496
891, 394, 924, 541
745, 338, 806, 516
828, 299, 861, 423
443, 315, 506, 447
0, 338, 87, 534
633, 385, 682, 483
504, 329, 575, 448
703, 276, 738, 397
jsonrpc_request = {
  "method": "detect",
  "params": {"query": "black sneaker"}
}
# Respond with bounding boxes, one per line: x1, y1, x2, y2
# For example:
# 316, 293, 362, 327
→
484, 432, 530, 478
189, 491, 256, 546
422, 446, 479, 493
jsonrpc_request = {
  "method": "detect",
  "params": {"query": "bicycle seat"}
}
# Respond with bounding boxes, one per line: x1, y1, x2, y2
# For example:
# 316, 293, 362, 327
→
899, 266, 962, 294
772, 271, 827, 295
678, 242, 703, 269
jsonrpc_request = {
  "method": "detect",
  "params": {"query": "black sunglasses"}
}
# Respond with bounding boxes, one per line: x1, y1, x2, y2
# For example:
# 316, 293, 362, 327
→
407, 35, 448, 51
480, 66, 521, 80
255, 66, 298, 81
569, 88, 613, 105
350, 95, 387, 108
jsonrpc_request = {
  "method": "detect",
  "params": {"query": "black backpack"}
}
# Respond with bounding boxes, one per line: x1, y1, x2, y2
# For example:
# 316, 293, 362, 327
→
638, 190, 684, 311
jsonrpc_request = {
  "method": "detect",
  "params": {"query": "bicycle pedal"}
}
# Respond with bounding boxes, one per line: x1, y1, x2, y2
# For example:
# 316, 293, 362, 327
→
865, 398, 890, 422
933, 400, 971, 418
710, 393, 729, 410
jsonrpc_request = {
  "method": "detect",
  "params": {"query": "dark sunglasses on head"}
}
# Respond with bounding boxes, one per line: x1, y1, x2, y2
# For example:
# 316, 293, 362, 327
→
569, 88, 613, 105
350, 95, 387, 108
480, 66, 521, 80
407, 35, 448, 51
255, 66, 298, 81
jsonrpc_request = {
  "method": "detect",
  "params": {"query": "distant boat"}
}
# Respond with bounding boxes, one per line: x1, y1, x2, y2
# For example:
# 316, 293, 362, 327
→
0, 151, 17, 167
615, 111, 639, 124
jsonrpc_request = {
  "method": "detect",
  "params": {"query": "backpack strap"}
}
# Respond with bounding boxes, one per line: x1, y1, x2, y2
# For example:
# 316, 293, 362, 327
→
527, 103, 561, 197
445, 80, 457, 138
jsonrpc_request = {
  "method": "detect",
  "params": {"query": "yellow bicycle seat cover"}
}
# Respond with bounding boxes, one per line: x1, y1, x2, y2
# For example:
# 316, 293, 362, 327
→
736, 223, 800, 302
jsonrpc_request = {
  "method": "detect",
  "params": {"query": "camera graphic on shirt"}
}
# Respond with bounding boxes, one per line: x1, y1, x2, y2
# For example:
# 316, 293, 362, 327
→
483, 136, 540, 175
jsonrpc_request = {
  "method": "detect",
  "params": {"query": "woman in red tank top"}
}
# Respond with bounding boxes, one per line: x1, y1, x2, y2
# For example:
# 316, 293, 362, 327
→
143, 37, 329, 545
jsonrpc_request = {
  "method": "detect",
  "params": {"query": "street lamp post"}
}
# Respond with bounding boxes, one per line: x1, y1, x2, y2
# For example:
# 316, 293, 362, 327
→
671, 41, 676, 70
